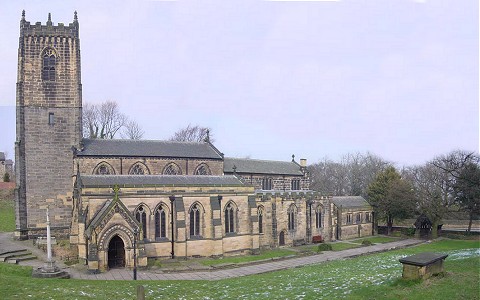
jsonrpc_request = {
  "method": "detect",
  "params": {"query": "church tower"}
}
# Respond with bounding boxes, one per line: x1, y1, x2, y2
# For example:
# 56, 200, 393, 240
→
15, 11, 82, 239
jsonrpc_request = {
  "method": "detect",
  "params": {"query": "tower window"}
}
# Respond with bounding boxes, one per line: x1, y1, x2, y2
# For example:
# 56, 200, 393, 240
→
42, 49, 56, 81
48, 113, 54, 125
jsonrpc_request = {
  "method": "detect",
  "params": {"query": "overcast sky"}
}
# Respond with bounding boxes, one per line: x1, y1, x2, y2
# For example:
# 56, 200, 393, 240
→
0, 0, 478, 166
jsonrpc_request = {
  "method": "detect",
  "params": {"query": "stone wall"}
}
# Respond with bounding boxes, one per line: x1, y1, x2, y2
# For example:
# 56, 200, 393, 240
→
75, 157, 224, 176
235, 173, 309, 191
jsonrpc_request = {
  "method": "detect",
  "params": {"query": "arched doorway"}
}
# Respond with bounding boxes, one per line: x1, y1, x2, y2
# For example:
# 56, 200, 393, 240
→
279, 231, 285, 246
108, 235, 125, 268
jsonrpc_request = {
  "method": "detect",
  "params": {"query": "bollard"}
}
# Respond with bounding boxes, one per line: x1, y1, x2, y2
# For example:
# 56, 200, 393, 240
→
137, 285, 145, 300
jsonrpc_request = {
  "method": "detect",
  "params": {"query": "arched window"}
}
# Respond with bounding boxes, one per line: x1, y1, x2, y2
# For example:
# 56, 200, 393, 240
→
93, 162, 115, 175
315, 206, 322, 228
163, 163, 181, 175
135, 205, 147, 240
194, 164, 211, 175
42, 48, 56, 81
288, 204, 296, 231
258, 206, 264, 234
262, 178, 273, 190
189, 203, 201, 237
224, 202, 236, 234
155, 206, 167, 239
129, 163, 149, 175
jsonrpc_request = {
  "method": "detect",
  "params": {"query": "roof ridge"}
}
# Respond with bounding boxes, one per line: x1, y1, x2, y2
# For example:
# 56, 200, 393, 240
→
83, 138, 205, 145
225, 157, 295, 164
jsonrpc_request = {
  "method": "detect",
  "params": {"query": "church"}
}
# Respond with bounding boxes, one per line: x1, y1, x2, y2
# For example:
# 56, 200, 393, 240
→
14, 12, 373, 272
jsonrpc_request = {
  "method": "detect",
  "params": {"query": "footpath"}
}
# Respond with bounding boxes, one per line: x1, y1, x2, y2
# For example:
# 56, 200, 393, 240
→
0, 232, 423, 281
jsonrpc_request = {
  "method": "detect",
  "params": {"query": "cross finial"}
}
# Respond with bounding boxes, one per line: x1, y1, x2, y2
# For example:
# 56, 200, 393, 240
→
21, 10, 25, 20
292, 154, 295, 162
205, 129, 210, 143
233, 164, 237, 174
74, 11, 78, 22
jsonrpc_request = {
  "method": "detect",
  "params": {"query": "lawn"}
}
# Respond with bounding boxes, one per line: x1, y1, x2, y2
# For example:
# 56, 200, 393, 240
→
352, 236, 400, 244
0, 190, 15, 232
0, 239, 478, 299
200, 248, 296, 266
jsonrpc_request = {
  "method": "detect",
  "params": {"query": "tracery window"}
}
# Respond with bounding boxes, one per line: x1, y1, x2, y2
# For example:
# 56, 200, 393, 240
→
94, 163, 114, 175
315, 206, 322, 228
288, 204, 296, 231
129, 163, 149, 175
262, 178, 273, 190
224, 202, 236, 234
189, 203, 201, 237
42, 48, 57, 81
258, 206, 264, 234
164, 163, 181, 175
155, 206, 167, 239
194, 164, 211, 175
135, 205, 147, 240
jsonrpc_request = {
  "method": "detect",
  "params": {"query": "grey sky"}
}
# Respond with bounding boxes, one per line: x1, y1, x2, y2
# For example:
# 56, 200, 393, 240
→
0, 0, 478, 166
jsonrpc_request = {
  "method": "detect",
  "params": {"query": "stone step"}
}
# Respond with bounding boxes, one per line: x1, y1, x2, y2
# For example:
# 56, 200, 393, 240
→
6, 255, 37, 264
0, 250, 32, 262
0, 248, 28, 257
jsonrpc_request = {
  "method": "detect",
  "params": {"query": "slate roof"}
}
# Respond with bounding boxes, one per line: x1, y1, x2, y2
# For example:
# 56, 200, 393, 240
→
80, 175, 245, 187
0, 152, 4, 161
331, 196, 371, 209
224, 157, 303, 176
76, 139, 223, 160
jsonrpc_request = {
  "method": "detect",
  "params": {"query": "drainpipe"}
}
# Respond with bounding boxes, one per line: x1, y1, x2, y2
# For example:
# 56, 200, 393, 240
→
169, 196, 175, 259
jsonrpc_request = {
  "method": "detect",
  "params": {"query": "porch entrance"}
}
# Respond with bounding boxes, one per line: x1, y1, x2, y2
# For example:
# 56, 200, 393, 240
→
108, 235, 125, 268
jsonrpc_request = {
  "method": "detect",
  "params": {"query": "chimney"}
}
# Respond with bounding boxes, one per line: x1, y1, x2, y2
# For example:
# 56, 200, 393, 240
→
300, 159, 307, 167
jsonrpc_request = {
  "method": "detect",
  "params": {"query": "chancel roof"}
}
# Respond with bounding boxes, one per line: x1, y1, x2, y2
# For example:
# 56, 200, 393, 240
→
224, 157, 303, 176
80, 175, 245, 187
331, 196, 371, 209
77, 139, 223, 160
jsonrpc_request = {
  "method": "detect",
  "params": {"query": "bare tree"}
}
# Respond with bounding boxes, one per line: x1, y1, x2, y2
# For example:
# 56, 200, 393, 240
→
121, 120, 144, 140
83, 101, 143, 140
169, 124, 214, 143
309, 152, 390, 197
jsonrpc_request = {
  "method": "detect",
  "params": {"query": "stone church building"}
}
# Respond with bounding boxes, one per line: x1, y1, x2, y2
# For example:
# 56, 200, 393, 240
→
14, 12, 373, 272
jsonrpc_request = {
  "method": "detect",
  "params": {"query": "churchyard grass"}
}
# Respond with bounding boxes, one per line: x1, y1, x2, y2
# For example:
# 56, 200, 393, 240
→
200, 248, 296, 266
0, 239, 478, 299
352, 236, 399, 244
0, 190, 15, 232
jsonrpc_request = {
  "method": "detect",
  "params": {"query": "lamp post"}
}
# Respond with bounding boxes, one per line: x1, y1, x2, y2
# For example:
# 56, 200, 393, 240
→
169, 196, 175, 259
133, 227, 138, 280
